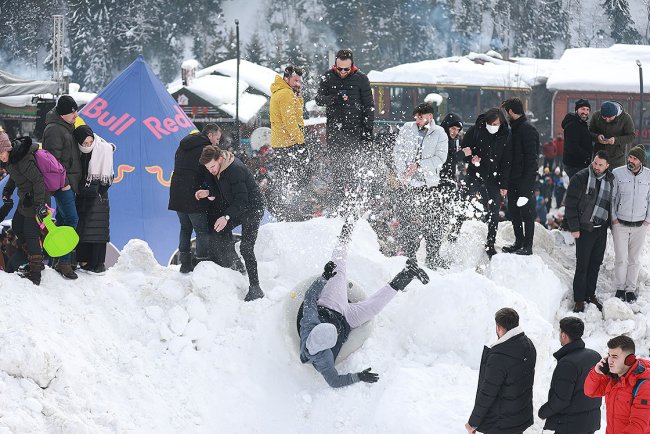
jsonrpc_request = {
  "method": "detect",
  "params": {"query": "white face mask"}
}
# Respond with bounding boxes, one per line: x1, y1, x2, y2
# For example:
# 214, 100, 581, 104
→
486, 124, 499, 135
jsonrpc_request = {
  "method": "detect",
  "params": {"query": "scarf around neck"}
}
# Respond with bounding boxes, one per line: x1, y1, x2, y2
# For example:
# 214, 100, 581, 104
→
587, 166, 611, 226
79, 133, 115, 185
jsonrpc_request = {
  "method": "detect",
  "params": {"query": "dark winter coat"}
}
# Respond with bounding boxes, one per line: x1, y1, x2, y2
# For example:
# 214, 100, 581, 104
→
584, 359, 650, 434
564, 167, 615, 232
206, 152, 264, 221
562, 112, 593, 169
461, 114, 512, 189
3, 138, 49, 218
43, 108, 82, 194
439, 113, 465, 186
508, 114, 540, 194
315, 67, 374, 150
590, 104, 636, 168
75, 152, 110, 243
468, 328, 536, 434
538, 339, 602, 433
168, 132, 211, 214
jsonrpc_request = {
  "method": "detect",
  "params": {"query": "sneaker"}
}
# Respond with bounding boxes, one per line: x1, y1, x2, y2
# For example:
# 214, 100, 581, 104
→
573, 301, 585, 313
625, 292, 637, 303
615, 290, 626, 301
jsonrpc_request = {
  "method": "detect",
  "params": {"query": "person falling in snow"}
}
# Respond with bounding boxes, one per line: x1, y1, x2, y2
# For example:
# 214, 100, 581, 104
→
298, 218, 429, 387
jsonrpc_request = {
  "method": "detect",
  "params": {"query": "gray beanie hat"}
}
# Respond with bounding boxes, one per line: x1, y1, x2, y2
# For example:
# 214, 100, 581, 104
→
306, 323, 337, 355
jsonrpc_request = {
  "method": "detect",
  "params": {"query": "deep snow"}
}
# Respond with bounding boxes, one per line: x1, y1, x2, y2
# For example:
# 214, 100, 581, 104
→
0, 216, 648, 433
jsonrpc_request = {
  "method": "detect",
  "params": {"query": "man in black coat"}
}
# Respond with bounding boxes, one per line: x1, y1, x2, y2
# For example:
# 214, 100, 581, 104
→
440, 113, 470, 242
539, 316, 601, 434
196, 145, 265, 301
169, 124, 221, 273
466, 308, 536, 434
501, 98, 540, 256
564, 151, 614, 313
563, 99, 594, 179
315, 49, 375, 212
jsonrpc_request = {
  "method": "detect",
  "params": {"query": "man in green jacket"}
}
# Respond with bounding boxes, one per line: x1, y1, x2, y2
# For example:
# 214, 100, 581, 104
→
589, 101, 635, 169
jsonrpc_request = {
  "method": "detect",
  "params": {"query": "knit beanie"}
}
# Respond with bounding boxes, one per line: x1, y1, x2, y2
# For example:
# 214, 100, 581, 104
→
600, 101, 618, 117
56, 95, 79, 116
73, 125, 94, 145
574, 98, 591, 111
0, 131, 12, 153
629, 145, 646, 164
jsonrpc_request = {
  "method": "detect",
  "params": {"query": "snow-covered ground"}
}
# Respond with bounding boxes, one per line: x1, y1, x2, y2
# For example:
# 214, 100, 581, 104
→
1, 216, 648, 433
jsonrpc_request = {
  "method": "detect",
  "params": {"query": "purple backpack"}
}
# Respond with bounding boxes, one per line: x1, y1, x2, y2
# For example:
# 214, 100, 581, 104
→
33, 149, 67, 192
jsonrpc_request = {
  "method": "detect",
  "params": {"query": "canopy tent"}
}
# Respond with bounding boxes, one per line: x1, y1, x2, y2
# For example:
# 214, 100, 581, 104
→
77, 56, 196, 264
0, 69, 59, 97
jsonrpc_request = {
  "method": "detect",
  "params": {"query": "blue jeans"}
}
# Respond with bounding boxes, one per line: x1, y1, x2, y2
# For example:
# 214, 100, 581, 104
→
177, 212, 210, 258
53, 188, 79, 263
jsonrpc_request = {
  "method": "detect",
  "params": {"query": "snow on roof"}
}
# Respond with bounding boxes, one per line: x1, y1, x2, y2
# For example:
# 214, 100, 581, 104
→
546, 44, 650, 93
368, 52, 558, 90
195, 59, 277, 97
169, 75, 267, 123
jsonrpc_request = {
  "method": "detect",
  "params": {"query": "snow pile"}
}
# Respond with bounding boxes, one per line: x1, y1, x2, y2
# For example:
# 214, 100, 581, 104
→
2, 217, 650, 432
547, 44, 650, 93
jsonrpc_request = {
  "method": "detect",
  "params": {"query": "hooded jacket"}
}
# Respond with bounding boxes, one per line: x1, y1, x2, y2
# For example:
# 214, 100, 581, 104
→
562, 112, 593, 169
43, 108, 82, 193
269, 75, 304, 149
468, 326, 537, 434
590, 102, 636, 168
564, 166, 615, 232
315, 67, 374, 148
611, 165, 650, 223
392, 120, 448, 188
439, 113, 465, 186
207, 151, 264, 221
461, 114, 512, 189
3, 138, 49, 217
508, 114, 540, 194
168, 132, 211, 214
538, 339, 602, 433
584, 358, 650, 434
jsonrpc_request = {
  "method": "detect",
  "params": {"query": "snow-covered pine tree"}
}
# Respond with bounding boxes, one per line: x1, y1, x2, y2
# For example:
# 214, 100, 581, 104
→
245, 31, 266, 65
454, 0, 485, 55
534, 0, 568, 58
190, 0, 226, 67
603, 0, 642, 44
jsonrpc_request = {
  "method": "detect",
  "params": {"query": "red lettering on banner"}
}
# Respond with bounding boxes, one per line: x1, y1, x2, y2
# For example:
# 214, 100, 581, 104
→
163, 118, 178, 133
143, 117, 169, 139
82, 97, 137, 136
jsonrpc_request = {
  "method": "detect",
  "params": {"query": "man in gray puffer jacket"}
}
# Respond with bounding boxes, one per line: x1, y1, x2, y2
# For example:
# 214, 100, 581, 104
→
298, 220, 429, 387
611, 145, 650, 303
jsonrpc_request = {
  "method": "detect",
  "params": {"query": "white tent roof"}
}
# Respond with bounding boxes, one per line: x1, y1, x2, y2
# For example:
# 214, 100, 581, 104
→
0, 82, 96, 107
368, 52, 558, 90
0, 69, 59, 97
546, 44, 650, 93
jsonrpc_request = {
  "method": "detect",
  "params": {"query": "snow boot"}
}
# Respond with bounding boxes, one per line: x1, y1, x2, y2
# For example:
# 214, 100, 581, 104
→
244, 284, 264, 302
573, 301, 585, 313
389, 258, 430, 291
615, 290, 626, 301
179, 251, 194, 273
21, 254, 44, 286
586, 296, 603, 311
625, 291, 637, 303
55, 261, 78, 280
514, 245, 533, 256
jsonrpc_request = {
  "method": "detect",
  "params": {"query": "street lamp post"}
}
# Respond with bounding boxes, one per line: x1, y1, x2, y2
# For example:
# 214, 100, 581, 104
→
235, 19, 240, 149
637, 59, 643, 146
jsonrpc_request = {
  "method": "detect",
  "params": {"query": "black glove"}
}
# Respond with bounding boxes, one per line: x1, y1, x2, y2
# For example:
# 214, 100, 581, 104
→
322, 261, 337, 280
35, 204, 49, 220
357, 368, 379, 383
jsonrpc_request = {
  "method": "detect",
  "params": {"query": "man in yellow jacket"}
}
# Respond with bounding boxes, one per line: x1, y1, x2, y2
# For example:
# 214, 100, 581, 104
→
269, 65, 308, 221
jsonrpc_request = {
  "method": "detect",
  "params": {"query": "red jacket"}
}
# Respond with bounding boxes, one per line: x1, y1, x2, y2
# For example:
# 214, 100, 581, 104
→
584, 359, 650, 433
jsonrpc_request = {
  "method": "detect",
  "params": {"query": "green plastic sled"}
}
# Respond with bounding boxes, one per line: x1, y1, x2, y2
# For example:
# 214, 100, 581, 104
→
40, 213, 79, 258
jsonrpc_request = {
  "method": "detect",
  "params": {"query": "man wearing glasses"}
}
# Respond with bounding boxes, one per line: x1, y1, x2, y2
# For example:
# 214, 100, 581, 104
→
316, 49, 375, 213
589, 100, 635, 169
